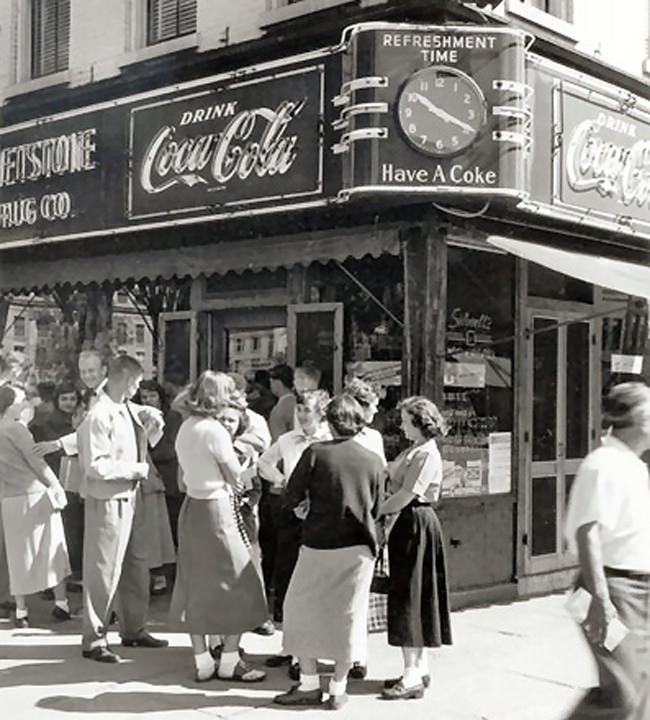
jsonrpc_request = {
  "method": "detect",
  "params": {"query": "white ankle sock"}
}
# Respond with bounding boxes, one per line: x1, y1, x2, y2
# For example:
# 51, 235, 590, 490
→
328, 678, 347, 696
298, 673, 320, 692
15, 607, 28, 619
218, 651, 240, 677
194, 650, 215, 679
55, 599, 69, 612
402, 668, 422, 688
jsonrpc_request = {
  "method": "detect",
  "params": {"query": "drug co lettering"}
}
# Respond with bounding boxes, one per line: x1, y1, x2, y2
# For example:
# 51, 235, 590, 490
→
139, 99, 306, 194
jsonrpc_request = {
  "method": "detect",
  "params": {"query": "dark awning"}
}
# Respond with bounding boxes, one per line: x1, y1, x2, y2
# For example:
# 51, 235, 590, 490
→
0, 226, 400, 293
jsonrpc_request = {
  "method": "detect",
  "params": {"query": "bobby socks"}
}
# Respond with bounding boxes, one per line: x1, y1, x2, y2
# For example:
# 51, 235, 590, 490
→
15, 607, 28, 619
218, 651, 240, 677
402, 667, 422, 688
298, 673, 320, 692
194, 650, 215, 678
328, 678, 347, 696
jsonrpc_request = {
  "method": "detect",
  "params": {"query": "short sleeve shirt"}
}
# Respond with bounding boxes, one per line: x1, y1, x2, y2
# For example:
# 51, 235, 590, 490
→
564, 434, 650, 572
389, 438, 442, 503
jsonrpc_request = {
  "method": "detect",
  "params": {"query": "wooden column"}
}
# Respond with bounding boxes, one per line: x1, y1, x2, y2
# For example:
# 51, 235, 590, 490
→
402, 223, 447, 405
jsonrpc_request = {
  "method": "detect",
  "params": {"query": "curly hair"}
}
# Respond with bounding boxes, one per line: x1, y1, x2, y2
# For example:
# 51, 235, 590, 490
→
398, 395, 448, 439
183, 370, 235, 418
343, 377, 379, 425
295, 389, 330, 419
138, 379, 169, 412
218, 389, 250, 436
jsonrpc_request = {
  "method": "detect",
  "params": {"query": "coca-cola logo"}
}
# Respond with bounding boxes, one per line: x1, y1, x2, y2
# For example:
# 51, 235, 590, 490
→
566, 117, 650, 208
139, 98, 307, 194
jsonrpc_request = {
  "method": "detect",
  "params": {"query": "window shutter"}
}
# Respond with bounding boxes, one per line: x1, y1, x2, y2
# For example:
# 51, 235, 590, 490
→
178, 0, 197, 36
31, 0, 70, 78
148, 0, 196, 45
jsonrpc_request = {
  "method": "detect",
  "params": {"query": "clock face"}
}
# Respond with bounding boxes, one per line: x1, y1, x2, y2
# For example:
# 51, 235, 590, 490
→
397, 66, 487, 157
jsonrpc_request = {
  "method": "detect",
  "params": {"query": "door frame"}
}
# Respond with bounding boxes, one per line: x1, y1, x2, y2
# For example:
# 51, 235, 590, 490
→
287, 303, 344, 393
157, 311, 198, 385
521, 299, 599, 575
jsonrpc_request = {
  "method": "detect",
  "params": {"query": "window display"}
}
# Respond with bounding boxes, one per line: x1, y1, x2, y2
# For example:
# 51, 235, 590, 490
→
441, 247, 515, 497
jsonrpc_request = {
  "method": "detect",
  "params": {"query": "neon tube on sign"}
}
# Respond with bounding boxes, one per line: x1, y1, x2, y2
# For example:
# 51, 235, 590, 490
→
139, 99, 306, 194
566, 119, 650, 208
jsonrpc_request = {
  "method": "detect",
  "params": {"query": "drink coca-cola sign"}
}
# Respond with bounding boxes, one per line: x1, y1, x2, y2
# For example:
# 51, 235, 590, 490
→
558, 85, 650, 225
129, 66, 324, 219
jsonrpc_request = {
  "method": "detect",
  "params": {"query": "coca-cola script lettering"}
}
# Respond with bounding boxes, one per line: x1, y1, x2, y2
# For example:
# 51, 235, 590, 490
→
140, 99, 306, 194
566, 118, 650, 209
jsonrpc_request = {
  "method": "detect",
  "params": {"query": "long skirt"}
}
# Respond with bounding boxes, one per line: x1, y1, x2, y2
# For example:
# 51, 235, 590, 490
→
387, 502, 452, 647
1, 492, 70, 596
567, 574, 650, 719
168, 493, 268, 635
283, 544, 375, 663
139, 490, 175, 569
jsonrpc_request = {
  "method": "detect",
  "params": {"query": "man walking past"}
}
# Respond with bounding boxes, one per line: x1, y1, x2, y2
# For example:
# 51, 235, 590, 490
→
78, 355, 168, 663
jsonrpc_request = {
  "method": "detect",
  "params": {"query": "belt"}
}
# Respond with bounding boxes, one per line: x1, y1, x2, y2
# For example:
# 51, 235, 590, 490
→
604, 566, 650, 582
408, 499, 432, 508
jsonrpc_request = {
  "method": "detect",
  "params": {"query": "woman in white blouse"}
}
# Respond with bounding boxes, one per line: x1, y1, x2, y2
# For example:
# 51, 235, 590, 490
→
169, 371, 267, 683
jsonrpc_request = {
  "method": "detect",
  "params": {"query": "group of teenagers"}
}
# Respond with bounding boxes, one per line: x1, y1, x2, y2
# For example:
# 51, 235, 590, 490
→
0, 351, 452, 709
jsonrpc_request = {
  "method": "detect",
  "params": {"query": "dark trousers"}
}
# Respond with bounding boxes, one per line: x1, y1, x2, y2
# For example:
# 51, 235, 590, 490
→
258, 484, 282, 601
62, 491, 84, 578
567, 574, 650, 719
272, 505, 302, 623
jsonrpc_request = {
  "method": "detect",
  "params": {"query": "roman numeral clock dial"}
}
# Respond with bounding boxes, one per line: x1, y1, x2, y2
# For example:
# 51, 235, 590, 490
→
397, 66, 487, 157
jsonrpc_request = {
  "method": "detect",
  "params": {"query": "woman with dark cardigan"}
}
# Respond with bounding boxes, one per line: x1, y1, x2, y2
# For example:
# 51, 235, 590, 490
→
379, 395, 452, 701
274, 394, 385, 711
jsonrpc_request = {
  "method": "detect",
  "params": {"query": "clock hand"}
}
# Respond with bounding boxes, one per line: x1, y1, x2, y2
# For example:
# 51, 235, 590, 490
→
413, 92, 476, 134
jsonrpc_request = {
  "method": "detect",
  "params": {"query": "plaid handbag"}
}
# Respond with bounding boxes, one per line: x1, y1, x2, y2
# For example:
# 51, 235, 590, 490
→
367, 545, 389, 633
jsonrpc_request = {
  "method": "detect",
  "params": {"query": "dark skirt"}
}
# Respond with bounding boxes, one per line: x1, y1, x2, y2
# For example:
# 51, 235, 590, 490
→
387, 502, 452, 648
168, 494, 268, 635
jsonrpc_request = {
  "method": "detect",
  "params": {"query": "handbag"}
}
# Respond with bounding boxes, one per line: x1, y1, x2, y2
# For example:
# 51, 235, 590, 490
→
370, 544, 390, 594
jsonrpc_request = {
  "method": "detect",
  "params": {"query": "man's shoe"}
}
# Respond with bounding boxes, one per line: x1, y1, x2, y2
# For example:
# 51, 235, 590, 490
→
327, 693, 349, 710
253, 619, 275, 635
349, 662, 367, 679
288, 660, 300, 681
13, 616, 28, 629
274, 685, 323, 706
51, 606, 72, 622
82, 646, 121, 663
384, 674, 430, 689
380, 680, 425, 700
217, 660, 266, 683
121, 633, 169, 648
265, 654, 292, 667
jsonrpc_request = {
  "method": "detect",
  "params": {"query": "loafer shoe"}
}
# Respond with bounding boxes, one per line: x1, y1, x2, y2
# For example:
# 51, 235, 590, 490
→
384, 674, 430, 689
14, 616, 29, 629
218, 660, 266, 683
327, 693, 348, 710
253, 619, 275, 636
265, 654, 292, 667
82, 646, 121, 663
380, 680, 425, 700
274, 685, 323, 706
349, 662, 367, 679
121, 633, 169, 648
288, 660, 300, 681
52, 606, 71, 622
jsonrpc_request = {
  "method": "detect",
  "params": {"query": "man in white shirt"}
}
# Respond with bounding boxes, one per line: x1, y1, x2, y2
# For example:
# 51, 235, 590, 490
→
564, 382, 650, 718
78, 355, 167, 663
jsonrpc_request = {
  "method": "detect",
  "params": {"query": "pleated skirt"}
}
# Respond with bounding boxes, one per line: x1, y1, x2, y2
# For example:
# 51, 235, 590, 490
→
1, 492, 70, 596
169, 493, 267, 635
387, 503, 452, 648
282, 544, 375, 663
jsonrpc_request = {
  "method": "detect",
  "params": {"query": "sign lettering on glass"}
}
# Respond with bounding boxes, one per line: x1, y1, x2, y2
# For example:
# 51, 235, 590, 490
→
129, 66, 324, 218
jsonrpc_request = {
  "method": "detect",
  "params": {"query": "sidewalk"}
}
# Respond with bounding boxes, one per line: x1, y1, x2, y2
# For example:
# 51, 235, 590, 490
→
0, 590, 595, 720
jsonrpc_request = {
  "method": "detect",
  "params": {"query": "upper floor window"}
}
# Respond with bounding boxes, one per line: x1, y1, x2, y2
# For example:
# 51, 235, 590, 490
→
13, 317, 26, 338
135, 324, 146, 345
147, 0, 197, 46
518, 0, 573, 23
31, 0, 70, 79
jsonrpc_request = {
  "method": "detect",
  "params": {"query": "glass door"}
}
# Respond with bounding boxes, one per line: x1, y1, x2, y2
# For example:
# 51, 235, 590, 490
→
287, 303, 343, 394
158, 311, 198, 387
524, 308, 596, 574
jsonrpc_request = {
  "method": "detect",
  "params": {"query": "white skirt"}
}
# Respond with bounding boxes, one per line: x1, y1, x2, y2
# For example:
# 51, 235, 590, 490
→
282, 545, 374, 663
2, 492, 70, 595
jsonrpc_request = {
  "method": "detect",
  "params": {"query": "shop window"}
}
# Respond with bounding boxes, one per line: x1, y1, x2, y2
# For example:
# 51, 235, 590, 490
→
147, 0, 197, 46
442, 247, 515, 497
31, 0, 70, 79
528, 264, 592, 303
